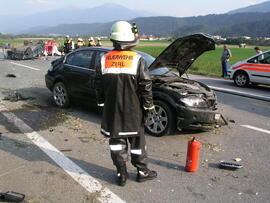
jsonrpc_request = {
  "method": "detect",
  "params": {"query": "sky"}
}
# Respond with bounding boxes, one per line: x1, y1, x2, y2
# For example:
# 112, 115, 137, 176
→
0, 0, 268, 17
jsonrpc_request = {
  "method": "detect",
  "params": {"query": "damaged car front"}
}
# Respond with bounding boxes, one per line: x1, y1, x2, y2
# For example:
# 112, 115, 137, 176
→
144, 34, 226, 136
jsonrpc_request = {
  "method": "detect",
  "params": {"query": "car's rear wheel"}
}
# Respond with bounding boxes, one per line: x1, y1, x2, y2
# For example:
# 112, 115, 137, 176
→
234, 71, 249, 87
145, 100, 175, 137
53, 82, 70, 108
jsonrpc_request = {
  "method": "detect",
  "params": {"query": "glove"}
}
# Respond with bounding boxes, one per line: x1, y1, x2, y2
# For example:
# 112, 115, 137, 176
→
143, 106, 157, 125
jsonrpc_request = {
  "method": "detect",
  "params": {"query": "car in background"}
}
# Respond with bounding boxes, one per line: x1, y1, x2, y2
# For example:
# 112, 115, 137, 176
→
45, 34, 226, 137
228, 50, 270, 87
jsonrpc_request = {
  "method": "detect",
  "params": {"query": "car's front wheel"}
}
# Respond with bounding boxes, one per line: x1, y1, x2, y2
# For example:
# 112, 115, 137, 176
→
53, 82, 70, 108
145, 100, 175, 137
234, 71, 249, 87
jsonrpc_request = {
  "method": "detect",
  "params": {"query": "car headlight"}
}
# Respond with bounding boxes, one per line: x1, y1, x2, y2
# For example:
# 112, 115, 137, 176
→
180, 97, 207, 107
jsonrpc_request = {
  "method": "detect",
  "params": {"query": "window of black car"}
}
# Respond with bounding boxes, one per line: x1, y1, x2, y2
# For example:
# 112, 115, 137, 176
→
66, 51, 94, 69
149, 67, 177, 76
138, 52, 155, 67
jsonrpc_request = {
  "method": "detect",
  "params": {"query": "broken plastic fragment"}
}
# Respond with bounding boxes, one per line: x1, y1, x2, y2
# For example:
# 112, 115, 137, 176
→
234, 158, 241, 162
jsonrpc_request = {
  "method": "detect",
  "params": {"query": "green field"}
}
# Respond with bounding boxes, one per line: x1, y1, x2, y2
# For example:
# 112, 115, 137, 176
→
135, 46, 270, 77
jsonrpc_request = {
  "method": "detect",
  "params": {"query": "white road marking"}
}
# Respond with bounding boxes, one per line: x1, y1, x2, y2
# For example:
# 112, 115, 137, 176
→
0, 104, 125, 203
208, 85, 270, 102
241, 125, 270, 135
10, 62, 40, 71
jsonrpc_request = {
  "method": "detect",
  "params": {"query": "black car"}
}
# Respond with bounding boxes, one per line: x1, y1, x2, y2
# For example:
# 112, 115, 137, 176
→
45, 34, 226, 137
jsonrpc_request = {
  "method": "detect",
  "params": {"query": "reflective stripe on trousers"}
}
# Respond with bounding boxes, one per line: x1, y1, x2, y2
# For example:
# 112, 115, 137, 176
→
109, 133, 147, 170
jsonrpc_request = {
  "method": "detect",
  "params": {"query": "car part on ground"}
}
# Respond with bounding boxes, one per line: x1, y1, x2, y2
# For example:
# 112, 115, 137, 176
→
219, 161, 243, 170
0, 191, 25, 202
6, 47, 35, 60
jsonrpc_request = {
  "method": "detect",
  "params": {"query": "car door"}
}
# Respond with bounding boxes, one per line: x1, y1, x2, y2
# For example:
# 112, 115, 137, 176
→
247, 51, 270, 85
63, 50, 96, 102
256, 51, 270, 84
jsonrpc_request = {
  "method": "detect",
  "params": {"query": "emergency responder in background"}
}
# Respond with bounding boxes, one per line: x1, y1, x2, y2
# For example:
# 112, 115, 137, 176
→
96, 37, 102, 47
95, 21, 157, 186
221, 45, 232, 78
88, 37, 96, 47
254, 47, 263, 54
63, 35, 73, 54
76, 38, 85, 49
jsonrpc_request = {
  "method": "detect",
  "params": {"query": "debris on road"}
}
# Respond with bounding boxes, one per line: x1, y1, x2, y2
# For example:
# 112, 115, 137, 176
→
234, 158, 242, 162
210, 176, 221, 182
0, 191, 25, 202
202, 142, 223, 152
60, 149, 72, 152
5, 74, 16, 78
3, 91, 34, 102
219, 161, 243, 170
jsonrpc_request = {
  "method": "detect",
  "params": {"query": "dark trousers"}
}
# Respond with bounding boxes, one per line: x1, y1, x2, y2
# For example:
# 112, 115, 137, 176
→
221, 60, 229, 77
109, 133, 148, 170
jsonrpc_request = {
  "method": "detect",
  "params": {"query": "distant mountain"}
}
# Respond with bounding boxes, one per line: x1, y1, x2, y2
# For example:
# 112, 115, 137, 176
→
216, 20, 270, 37
228, 0, 270, 14
25, 12, 270, 37
0, 3, 158, 33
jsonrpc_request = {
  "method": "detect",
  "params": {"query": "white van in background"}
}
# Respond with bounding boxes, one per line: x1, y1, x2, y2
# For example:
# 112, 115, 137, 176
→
228, 50, 270, 87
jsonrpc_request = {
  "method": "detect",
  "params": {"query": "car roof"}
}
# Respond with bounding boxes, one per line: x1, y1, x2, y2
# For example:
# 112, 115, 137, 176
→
69, 46, 148, 57
71, 47, 112, 53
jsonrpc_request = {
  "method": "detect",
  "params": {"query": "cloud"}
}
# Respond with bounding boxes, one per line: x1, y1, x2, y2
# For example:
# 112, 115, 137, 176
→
25, 0, 55, 4
248, 0, 267, 5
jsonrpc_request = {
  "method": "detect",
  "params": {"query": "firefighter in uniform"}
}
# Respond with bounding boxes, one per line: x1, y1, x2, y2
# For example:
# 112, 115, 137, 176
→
95, 21, 157, 186
96, 37, 102, 47
88, 37, 96, 47
63, 35, 73, 54
76, 38, 85, 49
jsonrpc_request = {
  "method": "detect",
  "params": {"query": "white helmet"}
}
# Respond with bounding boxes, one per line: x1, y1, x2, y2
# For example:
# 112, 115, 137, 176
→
78, 38, 83, 42
88, 37, 94, 41
110, 21, 136, 42
66, 35, 70, 38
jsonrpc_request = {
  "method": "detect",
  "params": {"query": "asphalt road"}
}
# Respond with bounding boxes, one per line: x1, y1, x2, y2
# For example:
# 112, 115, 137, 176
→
0, 54, 270, 203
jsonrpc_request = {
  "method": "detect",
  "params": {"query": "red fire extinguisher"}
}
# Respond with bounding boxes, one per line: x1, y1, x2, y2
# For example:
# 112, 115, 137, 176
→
185, 137, 201, 172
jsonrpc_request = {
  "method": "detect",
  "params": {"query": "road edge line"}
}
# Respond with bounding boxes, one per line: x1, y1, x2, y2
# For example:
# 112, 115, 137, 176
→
241, 125, 270, 135
209, 86, 270, 102
0, 104, 125, 203
10, 62, 40, 71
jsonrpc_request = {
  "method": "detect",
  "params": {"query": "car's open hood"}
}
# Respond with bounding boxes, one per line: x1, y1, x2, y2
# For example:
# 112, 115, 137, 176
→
148, 34, 215, 76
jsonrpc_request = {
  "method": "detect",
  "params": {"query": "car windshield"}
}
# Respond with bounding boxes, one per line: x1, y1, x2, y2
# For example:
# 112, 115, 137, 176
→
137, 51, 175, 76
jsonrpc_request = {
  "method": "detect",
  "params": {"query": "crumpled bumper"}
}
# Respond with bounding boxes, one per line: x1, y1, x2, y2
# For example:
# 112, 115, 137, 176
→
176, 104, 226, 130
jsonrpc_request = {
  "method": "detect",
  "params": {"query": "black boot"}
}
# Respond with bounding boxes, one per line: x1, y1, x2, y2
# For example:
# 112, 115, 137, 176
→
136, 168, 157, 182
116, 165, 128, 186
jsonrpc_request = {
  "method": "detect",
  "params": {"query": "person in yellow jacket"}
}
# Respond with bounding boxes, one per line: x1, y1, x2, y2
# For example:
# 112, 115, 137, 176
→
95, 21, 157, 186
96, 37, 102, 47
63, 35, 73, 54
